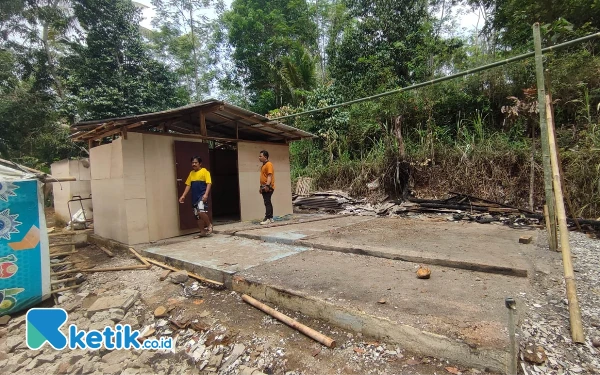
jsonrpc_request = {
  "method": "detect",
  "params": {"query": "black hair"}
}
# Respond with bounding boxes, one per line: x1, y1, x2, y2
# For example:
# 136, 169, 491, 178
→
190, 156, 202, 163
260, 150, 269, 159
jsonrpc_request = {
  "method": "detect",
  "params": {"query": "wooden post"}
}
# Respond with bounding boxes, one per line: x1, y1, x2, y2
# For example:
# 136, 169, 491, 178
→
200, 111, 207, 136
235, 122, 239, 139
533, 23, 558, 252
546, 94, 585, 343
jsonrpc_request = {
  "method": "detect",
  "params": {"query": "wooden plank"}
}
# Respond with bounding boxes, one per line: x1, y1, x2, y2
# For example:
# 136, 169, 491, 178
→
159, 270, 171, 281
51, 277, 77, 285
50, 268, 81, 276
49, 250, 78, 257
99, 246, 114, 257
49, 242, 81, 248
129, 247, 151, 266
144, 258, 223, 287
81, 265, 150, 272
51, 284, 81, 294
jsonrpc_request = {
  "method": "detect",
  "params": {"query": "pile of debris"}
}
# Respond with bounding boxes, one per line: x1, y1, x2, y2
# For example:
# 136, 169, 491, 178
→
295, 189, 600, 233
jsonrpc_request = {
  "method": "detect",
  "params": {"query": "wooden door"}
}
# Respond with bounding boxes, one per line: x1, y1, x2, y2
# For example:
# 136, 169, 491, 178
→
174, 141, 212, 230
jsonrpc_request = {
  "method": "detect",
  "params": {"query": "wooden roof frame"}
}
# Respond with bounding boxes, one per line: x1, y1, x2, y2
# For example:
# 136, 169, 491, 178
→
70, 100, 315, 144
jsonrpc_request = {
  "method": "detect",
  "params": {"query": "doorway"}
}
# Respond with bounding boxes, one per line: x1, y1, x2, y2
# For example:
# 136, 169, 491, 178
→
209, 147, 241, 224
174, 140, 240, 230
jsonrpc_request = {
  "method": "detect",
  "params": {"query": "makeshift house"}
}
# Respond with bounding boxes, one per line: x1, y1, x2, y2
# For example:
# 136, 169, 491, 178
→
70, 100, 315, 245
0, 161, 51, 316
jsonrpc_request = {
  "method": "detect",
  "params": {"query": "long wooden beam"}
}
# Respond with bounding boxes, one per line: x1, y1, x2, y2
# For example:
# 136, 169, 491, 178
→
74, 121, 147, 142
130, 130, 288, 144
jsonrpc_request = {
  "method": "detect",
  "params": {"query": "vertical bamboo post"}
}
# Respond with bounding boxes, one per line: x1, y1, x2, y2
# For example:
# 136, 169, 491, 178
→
533, 23, 558, 252
545, 72, 583, 233
546, 95, 585, 343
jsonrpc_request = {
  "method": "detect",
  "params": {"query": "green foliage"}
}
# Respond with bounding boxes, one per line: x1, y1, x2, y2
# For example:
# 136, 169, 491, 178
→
64, 0, 188, 120
224, 0, 318, 110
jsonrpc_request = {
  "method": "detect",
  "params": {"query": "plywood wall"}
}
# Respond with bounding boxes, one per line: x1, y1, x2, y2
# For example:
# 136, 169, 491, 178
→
142, 133, 200, 242
238, 142, 293, 221
90, 139, 128, 243
51, 159, 92, 223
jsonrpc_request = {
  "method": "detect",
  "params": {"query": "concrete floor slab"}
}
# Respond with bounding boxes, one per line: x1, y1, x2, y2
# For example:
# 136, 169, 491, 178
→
233, 249, 532, 372
237, 216, 535, 277
234, 215, 375, 244
140, 234, 309, 287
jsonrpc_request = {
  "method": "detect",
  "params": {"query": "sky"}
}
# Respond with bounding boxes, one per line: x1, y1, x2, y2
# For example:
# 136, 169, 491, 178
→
134, 0, 483, 36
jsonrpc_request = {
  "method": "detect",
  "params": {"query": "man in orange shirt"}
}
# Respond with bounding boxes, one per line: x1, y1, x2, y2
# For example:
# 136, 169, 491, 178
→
258, 150, 275, 225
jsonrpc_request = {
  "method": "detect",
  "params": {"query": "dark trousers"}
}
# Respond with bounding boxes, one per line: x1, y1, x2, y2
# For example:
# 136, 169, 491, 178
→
262, 191, 273, 219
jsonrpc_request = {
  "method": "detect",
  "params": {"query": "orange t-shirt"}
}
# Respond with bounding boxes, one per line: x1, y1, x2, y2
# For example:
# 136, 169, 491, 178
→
260, 161, 275, 189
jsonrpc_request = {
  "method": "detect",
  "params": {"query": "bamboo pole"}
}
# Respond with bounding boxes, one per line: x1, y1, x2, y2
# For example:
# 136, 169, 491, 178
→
546, 95, 585, 343
533, 23, 558, 252
545, 72, 583, 233
242, 294, 336, 348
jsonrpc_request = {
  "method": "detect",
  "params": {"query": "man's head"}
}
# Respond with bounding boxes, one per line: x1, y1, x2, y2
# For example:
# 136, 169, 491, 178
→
191, 156, 202, 171
259, 150, 269, 163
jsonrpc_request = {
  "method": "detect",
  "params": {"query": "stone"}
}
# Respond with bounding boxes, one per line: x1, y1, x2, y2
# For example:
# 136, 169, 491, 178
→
122, 368, 141, 375
86, 290, 140, 318
519, 236, 533, 244
6, 336, 22, 353
37, 352, 59, 364
592, 337, 600, 348
102, 363, 123, 375
55, 362, 70, 374
522, 344, 547, 365
0, 315, 11, 325
102, 350, 132, 364
221, 344, 246, 370
68, 354, 84, 365
168, 270, 189, 284
154, 306, 168, 318
26, 358, 42, 371
109, 308, 125, 322
82, 361, 96, 374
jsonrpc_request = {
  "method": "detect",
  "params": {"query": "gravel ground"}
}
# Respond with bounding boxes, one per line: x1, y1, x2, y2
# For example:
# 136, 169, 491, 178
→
519, 230, 600, 374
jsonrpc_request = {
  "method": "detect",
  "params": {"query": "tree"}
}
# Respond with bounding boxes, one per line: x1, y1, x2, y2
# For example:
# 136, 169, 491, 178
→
327, 0, 432, 99
150, 0, 224, 100
64, 0, 188, 121
224, 0, 318, 111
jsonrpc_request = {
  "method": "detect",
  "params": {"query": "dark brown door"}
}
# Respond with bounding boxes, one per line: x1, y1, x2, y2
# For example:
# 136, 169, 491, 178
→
174, 141, 212, 230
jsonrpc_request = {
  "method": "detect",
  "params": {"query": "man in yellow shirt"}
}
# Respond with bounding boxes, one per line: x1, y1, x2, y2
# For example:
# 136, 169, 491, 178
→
178, 156, 212, 237
258, 150, 275, 225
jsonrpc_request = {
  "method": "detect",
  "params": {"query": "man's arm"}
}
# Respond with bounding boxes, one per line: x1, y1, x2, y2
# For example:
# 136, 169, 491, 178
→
203, 183, 211, 202
179, 185, 191, 203
266, 174, 272, 186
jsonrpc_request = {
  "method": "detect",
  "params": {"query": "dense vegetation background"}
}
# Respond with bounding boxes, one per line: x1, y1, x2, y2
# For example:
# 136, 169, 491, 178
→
2, 0, 600, 216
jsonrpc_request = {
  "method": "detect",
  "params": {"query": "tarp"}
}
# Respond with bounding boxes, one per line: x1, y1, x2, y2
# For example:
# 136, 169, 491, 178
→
0, 178, 51, 316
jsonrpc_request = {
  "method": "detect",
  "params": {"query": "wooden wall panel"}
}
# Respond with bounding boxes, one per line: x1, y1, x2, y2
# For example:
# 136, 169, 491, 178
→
237, 142, 293, 221
143, 134, 199, 241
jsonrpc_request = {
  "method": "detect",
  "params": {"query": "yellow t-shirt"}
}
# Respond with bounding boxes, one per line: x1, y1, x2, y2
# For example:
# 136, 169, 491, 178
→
260, 161, 275, 190
185, 168, 212, 204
